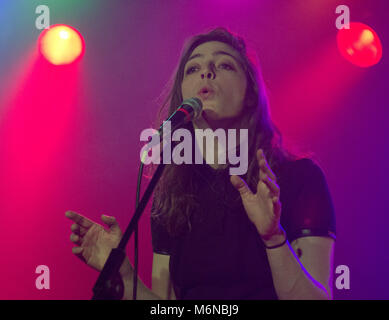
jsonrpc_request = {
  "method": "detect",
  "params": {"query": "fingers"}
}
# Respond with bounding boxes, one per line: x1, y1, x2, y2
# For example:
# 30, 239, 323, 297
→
70, 233, 82, 246
65, 211, 94, 229
230, 175, 253, 198
66, 211, 91, 246
71, 246, 87, 263
257, 149, 280, 198
71, 223, 87, 236
101, 215, 121, 233
101, 215, 117, 227
66, 211, 93, 264
257, 149, 276, 181
260, 171, 280, 198
272, 197, 282, 216
72, 246, 83, 254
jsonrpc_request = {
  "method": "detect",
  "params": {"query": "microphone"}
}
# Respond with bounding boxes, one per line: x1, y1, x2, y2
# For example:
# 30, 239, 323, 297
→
141, 98, 202, 163
157, 97, 203, 134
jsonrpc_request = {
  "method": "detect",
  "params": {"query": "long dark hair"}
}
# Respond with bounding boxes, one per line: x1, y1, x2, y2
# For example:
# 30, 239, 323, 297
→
151, 27, 306, 237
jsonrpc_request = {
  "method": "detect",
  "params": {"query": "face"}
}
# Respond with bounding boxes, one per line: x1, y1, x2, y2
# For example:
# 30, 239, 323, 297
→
181, 41, 247, 126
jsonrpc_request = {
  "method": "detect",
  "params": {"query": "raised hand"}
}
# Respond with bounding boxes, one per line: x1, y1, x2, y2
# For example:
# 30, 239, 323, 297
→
65, 211, 123, 272
230, 148, 283, 242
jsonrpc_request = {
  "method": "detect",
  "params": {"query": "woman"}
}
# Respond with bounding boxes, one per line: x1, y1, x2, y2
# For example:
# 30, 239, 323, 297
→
66, 27, 336, 300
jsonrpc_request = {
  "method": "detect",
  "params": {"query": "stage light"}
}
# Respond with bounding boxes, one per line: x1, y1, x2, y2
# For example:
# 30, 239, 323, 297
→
337, 22, 382, 67
39, 24, 85, 65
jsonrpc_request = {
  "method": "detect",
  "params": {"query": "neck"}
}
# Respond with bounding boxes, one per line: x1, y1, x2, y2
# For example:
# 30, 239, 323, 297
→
193, 112, 242, 132
192, 113, 245, 169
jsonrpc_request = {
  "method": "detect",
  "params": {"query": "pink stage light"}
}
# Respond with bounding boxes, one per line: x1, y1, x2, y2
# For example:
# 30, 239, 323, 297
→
337, 22, 382, 68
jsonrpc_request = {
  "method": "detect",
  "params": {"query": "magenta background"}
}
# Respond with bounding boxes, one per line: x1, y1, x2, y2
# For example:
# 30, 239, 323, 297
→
0, 0, 388, 299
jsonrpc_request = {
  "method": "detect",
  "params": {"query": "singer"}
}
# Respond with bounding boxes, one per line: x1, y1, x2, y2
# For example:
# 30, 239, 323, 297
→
66, 27, 336, 300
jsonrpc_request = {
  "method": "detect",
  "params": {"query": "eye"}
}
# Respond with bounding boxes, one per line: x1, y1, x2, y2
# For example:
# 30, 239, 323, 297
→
185, 62, 235, 75
185, 65, 199, 75
219, 63, 235, 71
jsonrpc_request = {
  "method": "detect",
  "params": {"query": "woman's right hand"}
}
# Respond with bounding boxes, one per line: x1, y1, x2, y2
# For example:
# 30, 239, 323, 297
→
65, 211, 123, 272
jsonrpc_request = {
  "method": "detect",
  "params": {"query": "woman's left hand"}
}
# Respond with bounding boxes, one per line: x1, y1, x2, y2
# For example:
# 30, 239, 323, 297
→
230, 149, 283, 241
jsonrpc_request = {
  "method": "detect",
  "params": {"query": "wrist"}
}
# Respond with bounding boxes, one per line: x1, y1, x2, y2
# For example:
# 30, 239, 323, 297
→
120, 258, 134, 300
261, 226, 287, 248
119, 257, 133, 280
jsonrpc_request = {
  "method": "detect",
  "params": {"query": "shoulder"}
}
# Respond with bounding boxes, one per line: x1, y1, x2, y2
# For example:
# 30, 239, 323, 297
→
279, 157, 327, 186
286, 157, 323, 174
280, 157, 336, 242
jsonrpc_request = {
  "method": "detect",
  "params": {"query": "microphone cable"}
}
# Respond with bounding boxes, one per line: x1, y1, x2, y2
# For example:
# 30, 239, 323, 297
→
132, 151, 147, 300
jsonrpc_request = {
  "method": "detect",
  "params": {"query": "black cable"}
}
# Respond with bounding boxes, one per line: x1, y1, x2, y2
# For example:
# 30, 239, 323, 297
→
132, 160, 145, 300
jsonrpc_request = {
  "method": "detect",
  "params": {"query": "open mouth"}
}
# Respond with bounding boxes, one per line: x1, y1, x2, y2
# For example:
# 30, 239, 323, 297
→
198, 87, 215, 100
198, 91, 214, 100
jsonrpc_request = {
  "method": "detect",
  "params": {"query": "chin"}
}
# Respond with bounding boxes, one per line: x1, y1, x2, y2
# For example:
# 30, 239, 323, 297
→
202, 109, 223, 121
200, 108, 242, 128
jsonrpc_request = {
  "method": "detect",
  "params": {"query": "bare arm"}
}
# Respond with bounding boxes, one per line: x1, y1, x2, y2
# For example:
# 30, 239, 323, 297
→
230, 149, 335, 300
120, 258, 161, 300
264, 234, 335, 300
121, 253, 176, 300
151, 253, 176, 300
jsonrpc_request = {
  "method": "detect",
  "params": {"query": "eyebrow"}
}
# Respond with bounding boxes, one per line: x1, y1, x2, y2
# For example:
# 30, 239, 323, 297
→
187, 50, 239, 64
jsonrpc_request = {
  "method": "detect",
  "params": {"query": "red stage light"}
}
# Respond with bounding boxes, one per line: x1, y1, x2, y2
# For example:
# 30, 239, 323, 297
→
337, 22, 382, 67
38, 24, 85, 65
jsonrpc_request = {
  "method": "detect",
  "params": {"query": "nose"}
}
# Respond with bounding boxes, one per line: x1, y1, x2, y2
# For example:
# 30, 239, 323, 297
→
201, 64, 216, 80
201, 72, 215, 80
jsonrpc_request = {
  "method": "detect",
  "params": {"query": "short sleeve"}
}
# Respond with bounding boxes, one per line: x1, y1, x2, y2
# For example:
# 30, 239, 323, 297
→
150, 198, 173, 255
286, 159, 336, 244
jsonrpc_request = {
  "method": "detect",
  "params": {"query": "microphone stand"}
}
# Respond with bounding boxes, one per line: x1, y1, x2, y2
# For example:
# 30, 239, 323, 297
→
90, 99, 201, 299
91, 161, 166, 300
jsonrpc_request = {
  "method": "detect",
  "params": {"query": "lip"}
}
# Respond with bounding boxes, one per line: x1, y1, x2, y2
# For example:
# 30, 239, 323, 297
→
198, 91, 215, 100
197, 86, 215, 100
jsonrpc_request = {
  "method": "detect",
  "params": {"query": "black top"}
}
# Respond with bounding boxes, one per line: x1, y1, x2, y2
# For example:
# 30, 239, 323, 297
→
151, 158, 336, 300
